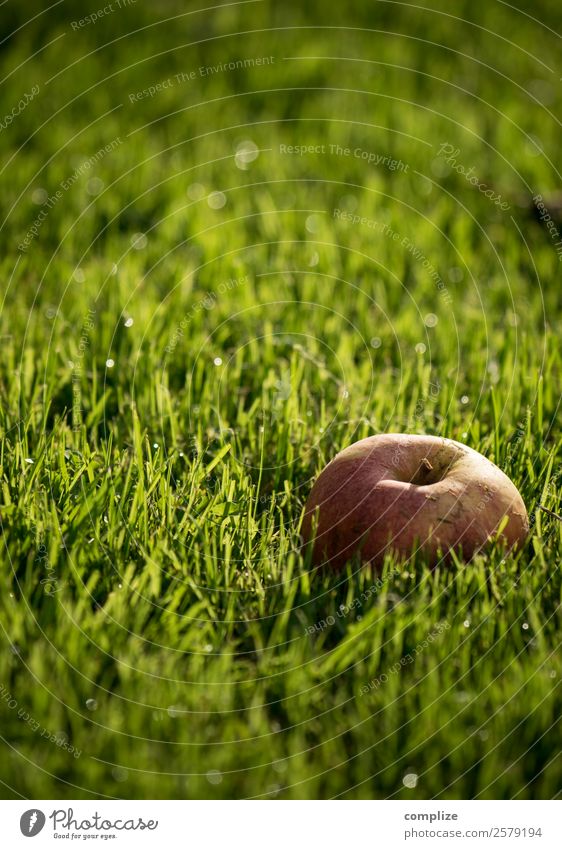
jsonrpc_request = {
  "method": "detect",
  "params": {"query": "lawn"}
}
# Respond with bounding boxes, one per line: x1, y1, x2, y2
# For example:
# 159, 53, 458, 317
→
0, 0, 561, 799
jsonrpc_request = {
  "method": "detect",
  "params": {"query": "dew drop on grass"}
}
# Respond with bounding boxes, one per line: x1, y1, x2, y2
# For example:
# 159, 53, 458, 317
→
32, 187, 48, 205
86, 699, 98, 711
112, 766, 128, 782
522, 622, 529, 630
449, 266, 464, 283
206, 770, 223, 785
25, 458, 34, 464
431, 156, 449, 177
106, 358, 115, 368
305, 214, 321, 233
131, 232, 147, 250
402, 773, 418, 789
424, 313, 438, 327
370, 337, 381, 349
124, 317, 134, 327
461, 395, 469, 405
213, 357, 223, 366
87, 177, 104, 196
488, 360, 499, 376
234, 140, 259, 170
187, 182, 205, 200
340, 193, 358, 211
415, 343, 426, 354
208, 191, 226, 209
73, 268, 85, 283
455, 691, 470, 704
463, 620, 470, 628
526, 135, 542, 157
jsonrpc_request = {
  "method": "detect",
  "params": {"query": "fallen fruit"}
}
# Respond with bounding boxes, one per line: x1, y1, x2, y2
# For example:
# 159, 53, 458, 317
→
302, 433, 528, 568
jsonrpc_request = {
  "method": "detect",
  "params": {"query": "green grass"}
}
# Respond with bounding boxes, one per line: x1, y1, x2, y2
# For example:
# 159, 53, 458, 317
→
0, 0, 561, 799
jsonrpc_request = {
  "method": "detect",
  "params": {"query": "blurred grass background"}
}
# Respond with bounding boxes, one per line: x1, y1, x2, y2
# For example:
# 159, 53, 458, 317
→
0, 0, 561, 799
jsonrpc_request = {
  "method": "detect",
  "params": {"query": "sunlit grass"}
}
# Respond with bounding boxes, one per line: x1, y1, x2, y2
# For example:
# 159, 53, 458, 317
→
0, 0, 560, 800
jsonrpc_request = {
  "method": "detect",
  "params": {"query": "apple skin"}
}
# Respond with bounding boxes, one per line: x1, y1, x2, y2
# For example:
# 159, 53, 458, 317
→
302, 434, 528, 569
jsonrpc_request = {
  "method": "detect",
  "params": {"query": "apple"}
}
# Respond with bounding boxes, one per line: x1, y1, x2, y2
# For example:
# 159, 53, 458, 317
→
302, 434, 528, 568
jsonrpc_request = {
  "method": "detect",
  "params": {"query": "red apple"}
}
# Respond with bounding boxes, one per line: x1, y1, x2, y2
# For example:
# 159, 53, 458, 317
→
302, 434, 528, 568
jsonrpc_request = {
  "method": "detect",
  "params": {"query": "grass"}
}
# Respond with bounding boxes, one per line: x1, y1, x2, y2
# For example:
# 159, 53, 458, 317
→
0, 0, 561, 799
